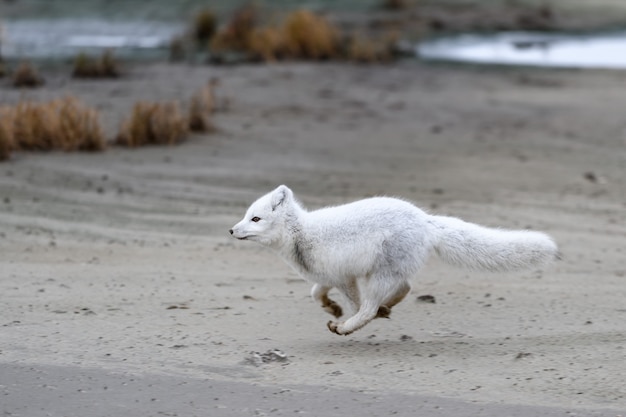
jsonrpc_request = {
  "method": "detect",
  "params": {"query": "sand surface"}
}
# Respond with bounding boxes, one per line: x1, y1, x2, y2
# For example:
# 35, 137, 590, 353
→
1, 62, 625, 415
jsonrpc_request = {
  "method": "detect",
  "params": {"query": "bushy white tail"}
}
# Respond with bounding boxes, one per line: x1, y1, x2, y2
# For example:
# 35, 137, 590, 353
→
430, 215, 558, 272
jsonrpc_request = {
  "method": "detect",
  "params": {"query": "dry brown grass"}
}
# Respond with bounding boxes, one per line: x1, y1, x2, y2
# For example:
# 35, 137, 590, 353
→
11, 101, 54, 150
99, 50, 120, 77
193, 8, 218, 43
210, 8, 397, 63
12, 61, 43, 88
0, 106, 15, 161
55, 97, 107, 151
116, 101, 189, 147
72, 50, 120, 78
0, 97, 106, 157
12, 97, 106, 151
282, 10, 339, 60
188, 80, 218, 133
220, 9, 340, 61
0, 81, 223, 162
248, 26, 286, 61
210, 3, 257, 53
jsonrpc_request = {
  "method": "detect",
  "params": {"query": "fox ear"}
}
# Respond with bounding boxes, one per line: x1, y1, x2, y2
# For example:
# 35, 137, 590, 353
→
271, 185, 291, 211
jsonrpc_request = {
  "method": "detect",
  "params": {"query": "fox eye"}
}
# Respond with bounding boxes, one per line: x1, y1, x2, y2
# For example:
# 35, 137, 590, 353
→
251, 216, 261, 222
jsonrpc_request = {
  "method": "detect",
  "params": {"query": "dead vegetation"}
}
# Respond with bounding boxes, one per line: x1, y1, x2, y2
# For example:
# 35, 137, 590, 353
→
210, 3, 258, 54
53, 98, 107, 151
117, 79, 223, 149
72, 50, 121, 78
12, 61, 44, 88
210, 7, 341, 61
188, 79, 218, 133
1, 66, 221, 161
282, 10, 340, 60
198, 6, 398, 63
193, 8, 219, 44
13, 97, 105, 151
0, 97, 106, 160
116, 101, 189, 147
246, 26, 283, 61
188, 1, 573, 63
0, 107, 15, 161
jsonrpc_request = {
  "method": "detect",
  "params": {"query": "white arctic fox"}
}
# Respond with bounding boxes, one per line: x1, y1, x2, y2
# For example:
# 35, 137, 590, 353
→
230, 185, 558, 336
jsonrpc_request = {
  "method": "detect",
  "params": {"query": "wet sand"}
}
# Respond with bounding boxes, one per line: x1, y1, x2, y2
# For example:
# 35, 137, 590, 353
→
3, 362, 619, 417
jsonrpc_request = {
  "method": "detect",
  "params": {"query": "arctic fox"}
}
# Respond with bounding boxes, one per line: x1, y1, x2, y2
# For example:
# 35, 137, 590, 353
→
230, 185, 558, 336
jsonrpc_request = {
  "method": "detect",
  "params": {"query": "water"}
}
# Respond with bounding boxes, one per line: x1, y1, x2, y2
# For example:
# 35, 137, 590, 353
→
1, 19, 183, 60
418, 31, 626, 69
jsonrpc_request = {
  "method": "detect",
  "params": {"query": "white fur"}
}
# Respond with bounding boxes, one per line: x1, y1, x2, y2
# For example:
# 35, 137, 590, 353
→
230, 185, 558, 335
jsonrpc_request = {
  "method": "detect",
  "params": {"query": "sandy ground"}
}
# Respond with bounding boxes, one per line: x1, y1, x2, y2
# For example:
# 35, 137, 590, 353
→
1, 61, 625, 416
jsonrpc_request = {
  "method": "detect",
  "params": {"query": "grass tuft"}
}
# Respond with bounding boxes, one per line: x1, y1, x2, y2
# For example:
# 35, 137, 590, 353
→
72, 50, 120, 78
0, 106, 15, 161
0, 80, 224, 162
99, 50, 120, 77
55, 97, 107, 151
0, 97, 105, 155
210, 3, 258, 53
11, 97, 106, 151
12, 101, 56, 150
248, 26, 286, 62
12, 61, 44, 88
116, 101, 189, 147
209, 7, 397, 63
193, 8, 218, 43
282, 10, 339, 60
188, 80, 218, 133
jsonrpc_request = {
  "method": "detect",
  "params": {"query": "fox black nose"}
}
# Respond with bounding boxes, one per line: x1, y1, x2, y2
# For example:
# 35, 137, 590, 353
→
229, 229, 233, 235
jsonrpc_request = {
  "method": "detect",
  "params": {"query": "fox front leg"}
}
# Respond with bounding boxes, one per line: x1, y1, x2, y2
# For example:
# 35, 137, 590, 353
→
327, 299, 380, 336
311, 284, 342, 318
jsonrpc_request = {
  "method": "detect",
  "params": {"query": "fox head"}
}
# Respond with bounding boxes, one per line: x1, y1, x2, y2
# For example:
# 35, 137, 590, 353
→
230, 185, 295, 247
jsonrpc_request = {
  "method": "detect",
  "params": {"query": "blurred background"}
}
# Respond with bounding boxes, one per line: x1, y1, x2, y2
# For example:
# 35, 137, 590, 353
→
2, 0, 626, 64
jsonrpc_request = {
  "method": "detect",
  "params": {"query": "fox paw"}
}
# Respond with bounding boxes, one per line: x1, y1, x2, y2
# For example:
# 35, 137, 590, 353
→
375, 305, 391, 319
323, 301, 343, 318
327, 320, 353, 336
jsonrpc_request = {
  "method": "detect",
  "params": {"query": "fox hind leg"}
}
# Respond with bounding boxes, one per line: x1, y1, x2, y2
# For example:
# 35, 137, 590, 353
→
376, 281, 411, 318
